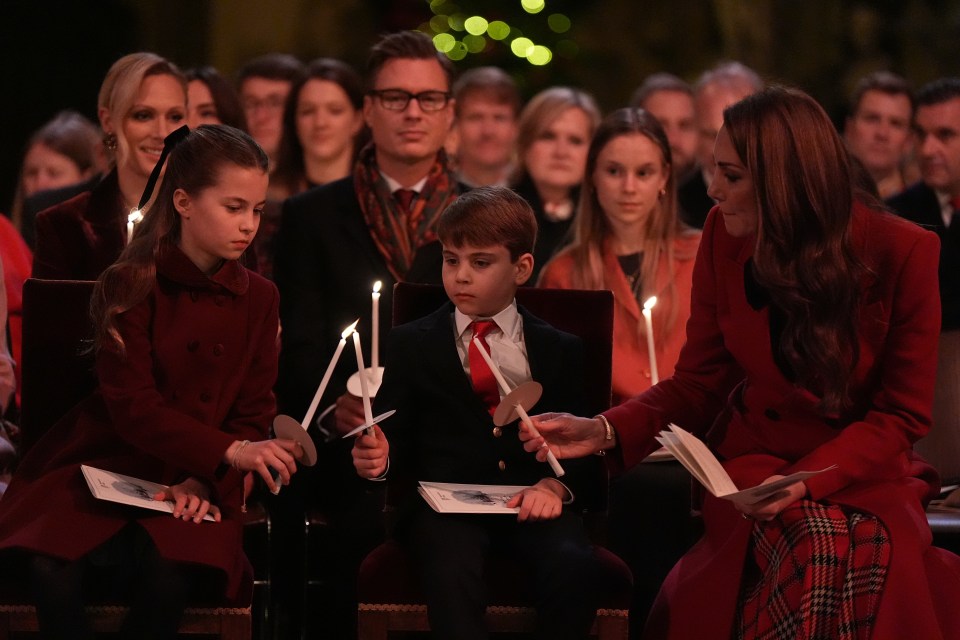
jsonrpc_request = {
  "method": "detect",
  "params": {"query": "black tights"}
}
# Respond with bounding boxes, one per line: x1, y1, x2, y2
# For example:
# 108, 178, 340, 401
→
29, 525, 190, 640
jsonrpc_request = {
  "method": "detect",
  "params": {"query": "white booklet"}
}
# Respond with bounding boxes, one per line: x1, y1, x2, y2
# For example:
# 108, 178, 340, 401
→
80, 465, 216, 522
418, 481, 528, 514
655, 424, 836, 506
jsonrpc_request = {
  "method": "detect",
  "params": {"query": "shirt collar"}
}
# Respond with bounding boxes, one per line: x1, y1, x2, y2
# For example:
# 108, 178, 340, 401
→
381, 172, 428, 195
454, 299, 521, 341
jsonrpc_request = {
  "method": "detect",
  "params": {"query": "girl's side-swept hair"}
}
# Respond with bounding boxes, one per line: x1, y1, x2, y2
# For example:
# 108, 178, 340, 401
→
546, 107, 694, 341
436, 186, 537, 261
724, 86, 865, 414
91, 125, 268, 354
98, 52, 187, 171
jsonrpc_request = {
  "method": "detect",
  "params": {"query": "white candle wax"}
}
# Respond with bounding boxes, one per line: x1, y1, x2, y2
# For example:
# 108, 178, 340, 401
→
642, 296, 659, 385
371, 281, 382, 370
352, 330, 375, 433
301, 320, 358, 430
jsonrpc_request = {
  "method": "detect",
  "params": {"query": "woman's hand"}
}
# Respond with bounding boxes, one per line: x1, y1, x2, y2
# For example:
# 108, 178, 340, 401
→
334, 393, 366, 435
352, 425, 389, 479
224, 438, 300, 494
154, 477, 221, 523
506, 479, 565, 522
736, 475, 808, 521
519, 412, 608, 460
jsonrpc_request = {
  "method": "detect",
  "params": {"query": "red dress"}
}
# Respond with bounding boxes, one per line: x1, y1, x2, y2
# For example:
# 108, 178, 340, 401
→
604, 205, 960, 639
0, 243, 279, 604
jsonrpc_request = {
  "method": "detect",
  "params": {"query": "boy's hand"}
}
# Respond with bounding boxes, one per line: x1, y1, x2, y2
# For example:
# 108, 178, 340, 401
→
334, 392, 366, 435
154, 477, 221, 523
506, 479, 564, 522
352, 425, 389, 479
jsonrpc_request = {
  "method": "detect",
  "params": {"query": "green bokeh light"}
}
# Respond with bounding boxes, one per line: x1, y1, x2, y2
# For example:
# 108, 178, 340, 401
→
527, 45, 552, 65
521, 0, 545, 14
429, 0, 446, 15
464, 34, 487, 53
487, 20, 510, 40
510, 37, 535, 58
429, 15, 449, 33
464, 16, 489, 36
547, 13, 571, 33
446, 41, 468, 61
433, 33, 456, 52
447, 13, 466, 31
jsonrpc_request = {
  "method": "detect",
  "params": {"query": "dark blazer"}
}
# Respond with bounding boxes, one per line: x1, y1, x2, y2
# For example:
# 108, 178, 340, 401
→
0, 244, 279, 604
886, 181, 960, 330
21, 173, 104, 249
677, 170, 713, 229
33, 169, 125, 280
373, 302, 593, 509
273, 176, 448, 420
512, 175, 576, 285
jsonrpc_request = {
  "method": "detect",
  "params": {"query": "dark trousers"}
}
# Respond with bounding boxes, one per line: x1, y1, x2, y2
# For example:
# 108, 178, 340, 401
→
28, 523, 215, 640
402, 505, 602, 640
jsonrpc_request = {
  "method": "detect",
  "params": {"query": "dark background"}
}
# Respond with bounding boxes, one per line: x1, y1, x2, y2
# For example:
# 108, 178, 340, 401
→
3, 0, 960, 212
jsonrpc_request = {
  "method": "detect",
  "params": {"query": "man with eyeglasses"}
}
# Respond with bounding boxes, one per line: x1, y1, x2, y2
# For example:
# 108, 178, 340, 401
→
272, 30, 460, 637
236, 53, 304, 167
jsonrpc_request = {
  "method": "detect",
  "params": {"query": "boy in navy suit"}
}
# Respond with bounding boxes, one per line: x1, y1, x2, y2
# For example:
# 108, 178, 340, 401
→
352, 186, 605, 639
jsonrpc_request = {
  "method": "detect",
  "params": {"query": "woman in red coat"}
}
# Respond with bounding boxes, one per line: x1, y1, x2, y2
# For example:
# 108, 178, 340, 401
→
538, 108, 699, 405
0, 125, 299, 639
524, 87, 960, 639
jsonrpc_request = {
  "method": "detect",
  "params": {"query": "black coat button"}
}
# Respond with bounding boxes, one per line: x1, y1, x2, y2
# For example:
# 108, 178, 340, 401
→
213, 344, 224, 356
190, 291, 200, 302
200, 391, 212, 402
764, 408, 781, 421
187, 340, 199, 352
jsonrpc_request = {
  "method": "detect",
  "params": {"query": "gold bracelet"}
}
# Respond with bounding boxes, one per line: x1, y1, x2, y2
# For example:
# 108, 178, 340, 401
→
232, 440, 251, 470
594, 414, 616, 455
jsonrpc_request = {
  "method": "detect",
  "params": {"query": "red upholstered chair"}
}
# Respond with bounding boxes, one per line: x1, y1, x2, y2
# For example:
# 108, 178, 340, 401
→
0, 279, 271, 640
355, 283, 631, 639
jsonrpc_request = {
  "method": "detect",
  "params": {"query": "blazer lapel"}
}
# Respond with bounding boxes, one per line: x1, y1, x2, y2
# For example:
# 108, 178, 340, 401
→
418, 304, 486, 411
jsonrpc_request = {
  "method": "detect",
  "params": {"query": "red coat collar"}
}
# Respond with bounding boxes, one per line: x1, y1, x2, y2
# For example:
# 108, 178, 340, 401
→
156, 241, 249, 295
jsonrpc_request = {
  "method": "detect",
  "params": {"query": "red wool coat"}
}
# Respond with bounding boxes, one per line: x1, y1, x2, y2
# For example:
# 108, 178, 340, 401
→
0, 243, 279, 604
539, 232, 699, 404
604, 205, 960, 639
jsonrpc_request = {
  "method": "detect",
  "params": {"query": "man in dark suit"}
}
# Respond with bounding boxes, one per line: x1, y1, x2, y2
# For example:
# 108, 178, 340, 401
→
887, 77, 960, 331
677, 62, 762, 228
272, 30, 461, 637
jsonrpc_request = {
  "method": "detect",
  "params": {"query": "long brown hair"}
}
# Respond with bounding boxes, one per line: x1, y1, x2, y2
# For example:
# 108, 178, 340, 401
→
92, 125, 268, 353
544, 107, 695, 340
724, 86, 865, 413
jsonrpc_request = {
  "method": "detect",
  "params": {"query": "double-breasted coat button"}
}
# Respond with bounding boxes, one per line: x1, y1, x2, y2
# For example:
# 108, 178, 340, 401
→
214, 294, 225, 306
764, 408, 781, 421
190, 291, 200, 302
200, 391, 212, 402
498, 460, 506, 471
213, 344, 224, 356
187, 340, 199, 352
492, 427, 502, 437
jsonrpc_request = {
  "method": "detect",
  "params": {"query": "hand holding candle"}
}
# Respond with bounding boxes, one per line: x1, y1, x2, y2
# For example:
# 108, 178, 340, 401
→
471, 336, 565, 477
642, 296, 659, 385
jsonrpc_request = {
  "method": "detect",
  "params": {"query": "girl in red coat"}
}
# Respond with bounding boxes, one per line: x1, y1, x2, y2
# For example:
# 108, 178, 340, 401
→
0, 125, 299, 639
523, 87, 960, 639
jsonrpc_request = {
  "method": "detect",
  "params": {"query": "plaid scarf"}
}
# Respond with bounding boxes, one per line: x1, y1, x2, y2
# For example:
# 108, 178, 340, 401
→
737, 500, 890, 640
354, 144, 458, 281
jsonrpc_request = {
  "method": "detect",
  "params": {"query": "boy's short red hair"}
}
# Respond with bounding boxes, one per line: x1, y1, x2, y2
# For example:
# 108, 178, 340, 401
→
436, 186, 537, 262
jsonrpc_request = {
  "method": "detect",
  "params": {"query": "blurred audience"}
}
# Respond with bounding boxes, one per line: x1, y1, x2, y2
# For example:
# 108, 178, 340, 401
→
512, 86, 601, 283
843, 71, 914, 199
630, 73, 698, 183
449, 66, 520, 188
678, 61, 763, 228
237, 53, 303, 167
185, 66, 248, 130
33, 52, 186, 279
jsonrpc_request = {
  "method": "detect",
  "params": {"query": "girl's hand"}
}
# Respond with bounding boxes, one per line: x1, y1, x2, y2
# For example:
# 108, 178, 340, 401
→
506, 479, 564, 522
154, 477, 221, 523
224, 438, 300, 494
736, 475, 808, 521
352, 425, 389, 479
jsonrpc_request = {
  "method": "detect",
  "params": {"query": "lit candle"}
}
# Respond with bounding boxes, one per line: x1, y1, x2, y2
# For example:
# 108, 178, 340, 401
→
371, 281, 382, 370
352, 330, 375, 434
301, 320, 358, 429
642, 296, 659, 385
126, 208, 143, 245
472, 336, 565, 477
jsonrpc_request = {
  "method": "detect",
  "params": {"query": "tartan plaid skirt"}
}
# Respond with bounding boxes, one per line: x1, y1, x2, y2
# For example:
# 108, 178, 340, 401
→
736, 500, 890, 640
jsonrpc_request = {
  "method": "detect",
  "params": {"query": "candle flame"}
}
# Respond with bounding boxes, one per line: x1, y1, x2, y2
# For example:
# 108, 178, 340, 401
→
643, 296, 658, 311
373, 280, 382, 294
128, 209, 143, 225
342, 319, 359, 338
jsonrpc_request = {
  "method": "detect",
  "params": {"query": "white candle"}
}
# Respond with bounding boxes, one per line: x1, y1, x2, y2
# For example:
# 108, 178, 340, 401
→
301, 320, 358, 430
126, 208, 143, 245
352, 330, 375, 433
642, 296, 659, 385
472, 336, 564, 476
371, 281, 382, 370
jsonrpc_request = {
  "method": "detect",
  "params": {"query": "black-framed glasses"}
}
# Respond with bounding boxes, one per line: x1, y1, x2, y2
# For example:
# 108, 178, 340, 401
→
368, 89, 452, 112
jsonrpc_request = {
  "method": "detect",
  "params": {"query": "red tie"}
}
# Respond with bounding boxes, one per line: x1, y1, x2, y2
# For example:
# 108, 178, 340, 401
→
469, 321, 501, 415
394, 189, 417, 213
